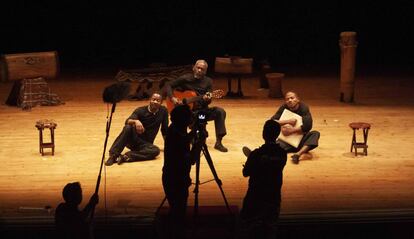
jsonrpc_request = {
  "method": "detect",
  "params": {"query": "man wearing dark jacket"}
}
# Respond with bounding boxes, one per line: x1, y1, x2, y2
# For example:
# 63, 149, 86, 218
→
241, 120, 287, 239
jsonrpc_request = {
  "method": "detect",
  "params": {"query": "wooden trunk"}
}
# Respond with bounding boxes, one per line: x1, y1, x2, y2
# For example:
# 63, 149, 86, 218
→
1, 51, 59, 81
214, 57, 253, 74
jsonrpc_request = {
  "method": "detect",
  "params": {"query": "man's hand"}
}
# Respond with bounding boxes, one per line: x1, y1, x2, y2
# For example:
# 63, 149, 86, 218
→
134, 120, 145, 134
287, 118, 297, 126
89, 193, 99, 205
281, 125, 295, 136
202, 92, 212, 101
171, 97, 182, 105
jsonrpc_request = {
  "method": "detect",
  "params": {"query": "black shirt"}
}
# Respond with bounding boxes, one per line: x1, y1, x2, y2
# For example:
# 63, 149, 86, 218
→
243, 142, 287, 203
163, 124, 192, 187
55, 203, 91, 239
126, 105, 168, 143
270, 102, 313, 133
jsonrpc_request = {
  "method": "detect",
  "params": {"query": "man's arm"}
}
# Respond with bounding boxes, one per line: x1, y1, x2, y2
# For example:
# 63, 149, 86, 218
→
202, 77, 214, 102
242, 151, 257, 177
277, 118, 297, 126
81, 193, 99, 221
126, 108, 145, 134
270, 105, 295, 126
271, 105, 299, 128
300, 105, 313, 133
127, 119, 145, 134
281, 124, 303, 136
165, 76, 189, 104
160, 108, 169, 141
205, 76, 213, 92
280, 103, 313, 136
270, 105, 284, 121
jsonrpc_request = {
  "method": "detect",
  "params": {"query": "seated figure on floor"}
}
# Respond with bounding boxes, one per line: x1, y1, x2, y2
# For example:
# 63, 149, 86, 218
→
270, 91, 320, 164
105, 92, 168, 166
243, 91, 319, 164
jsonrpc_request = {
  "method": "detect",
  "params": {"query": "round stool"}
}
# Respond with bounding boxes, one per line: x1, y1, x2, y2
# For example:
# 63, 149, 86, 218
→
266, 73, 284, 98
35, 119, 57, 156
349, 122, 371, 156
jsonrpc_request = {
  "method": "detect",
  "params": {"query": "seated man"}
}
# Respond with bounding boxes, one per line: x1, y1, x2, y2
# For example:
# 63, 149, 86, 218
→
270, 91, 320, 164
165, 59, 228, 152
105, 92, 168, 166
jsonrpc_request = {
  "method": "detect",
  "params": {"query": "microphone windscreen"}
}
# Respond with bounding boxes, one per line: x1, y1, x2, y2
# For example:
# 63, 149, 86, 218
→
103, 81, 131, 103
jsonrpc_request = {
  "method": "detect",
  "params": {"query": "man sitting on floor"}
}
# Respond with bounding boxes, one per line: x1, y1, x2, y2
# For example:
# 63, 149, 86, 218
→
243, 91, 320, 164
270, 91, 320, 164
105, 92, 168, 166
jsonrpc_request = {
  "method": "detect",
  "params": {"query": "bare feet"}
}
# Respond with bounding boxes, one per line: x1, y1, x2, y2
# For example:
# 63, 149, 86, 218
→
299, 153, 313, 161
291, 154, 300, 164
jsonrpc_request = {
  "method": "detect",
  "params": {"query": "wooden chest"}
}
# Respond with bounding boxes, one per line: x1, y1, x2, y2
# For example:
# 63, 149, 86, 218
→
1, 51, 59, 81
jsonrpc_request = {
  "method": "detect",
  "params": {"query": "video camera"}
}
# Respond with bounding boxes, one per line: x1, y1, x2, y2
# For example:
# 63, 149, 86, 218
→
194, 110, 208, 125
191, 109, 209, 142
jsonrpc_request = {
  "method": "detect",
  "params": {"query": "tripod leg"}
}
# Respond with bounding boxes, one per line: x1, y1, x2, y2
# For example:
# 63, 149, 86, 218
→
193, 156, 201, 218
190, 153, 202, 238
201, 143, 233, 215
155, 196, 167, 216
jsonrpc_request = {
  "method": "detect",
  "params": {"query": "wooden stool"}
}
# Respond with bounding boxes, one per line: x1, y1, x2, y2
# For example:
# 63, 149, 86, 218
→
35, 119, 57, 156
349, 122, 371, 156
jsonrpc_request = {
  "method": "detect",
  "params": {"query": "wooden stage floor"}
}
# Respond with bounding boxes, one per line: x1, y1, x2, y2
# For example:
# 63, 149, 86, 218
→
1, 66, 414, 223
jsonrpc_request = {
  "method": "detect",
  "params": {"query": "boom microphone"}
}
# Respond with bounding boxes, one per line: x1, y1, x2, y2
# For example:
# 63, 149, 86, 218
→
102, 81, 131, 103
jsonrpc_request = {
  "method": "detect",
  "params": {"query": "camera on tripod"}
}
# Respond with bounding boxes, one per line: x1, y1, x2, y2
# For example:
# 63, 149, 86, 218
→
192, 109, 209, 140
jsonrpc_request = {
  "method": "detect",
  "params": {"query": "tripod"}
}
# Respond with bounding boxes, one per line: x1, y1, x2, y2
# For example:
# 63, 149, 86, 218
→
156, 123, 233, 221
191, 126, 232, 218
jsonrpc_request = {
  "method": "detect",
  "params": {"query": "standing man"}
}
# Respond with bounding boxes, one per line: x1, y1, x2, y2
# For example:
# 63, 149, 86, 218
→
105, 92, 168, 166
162, 105, 193, 239
165, 59, 228, 152
240, 120, 287, 239
271, 91, 320, 164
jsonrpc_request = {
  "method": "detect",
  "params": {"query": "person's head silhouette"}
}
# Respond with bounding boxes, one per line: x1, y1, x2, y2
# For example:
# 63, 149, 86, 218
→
62, 182, 82, 205
170, 105, 192, 128
262, 120, 280, 142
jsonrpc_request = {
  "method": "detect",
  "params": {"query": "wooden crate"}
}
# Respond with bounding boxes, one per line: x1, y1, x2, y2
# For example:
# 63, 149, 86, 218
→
1, 51, 59, 81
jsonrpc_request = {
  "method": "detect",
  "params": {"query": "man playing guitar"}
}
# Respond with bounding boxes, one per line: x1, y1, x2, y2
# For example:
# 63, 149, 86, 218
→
165, 59, 228, 152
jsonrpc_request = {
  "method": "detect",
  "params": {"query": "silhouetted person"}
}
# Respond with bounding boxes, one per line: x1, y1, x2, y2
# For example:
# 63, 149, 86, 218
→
241, 120, 287, 239
162, 105, 193, 239
105, 92, 168, 166
270, 91, 320, 164
55, 182, 99, 239
165, 59, 228, 152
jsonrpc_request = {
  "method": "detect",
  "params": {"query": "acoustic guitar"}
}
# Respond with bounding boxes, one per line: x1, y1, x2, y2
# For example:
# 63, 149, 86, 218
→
166, 89, 224, 113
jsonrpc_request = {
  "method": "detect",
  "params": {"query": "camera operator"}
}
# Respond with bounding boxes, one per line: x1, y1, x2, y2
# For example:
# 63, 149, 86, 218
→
162, 105, 193, 239
165, 59, 228, 152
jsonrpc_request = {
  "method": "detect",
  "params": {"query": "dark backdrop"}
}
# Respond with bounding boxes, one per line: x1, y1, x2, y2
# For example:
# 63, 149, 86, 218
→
1, 1, 413, 69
